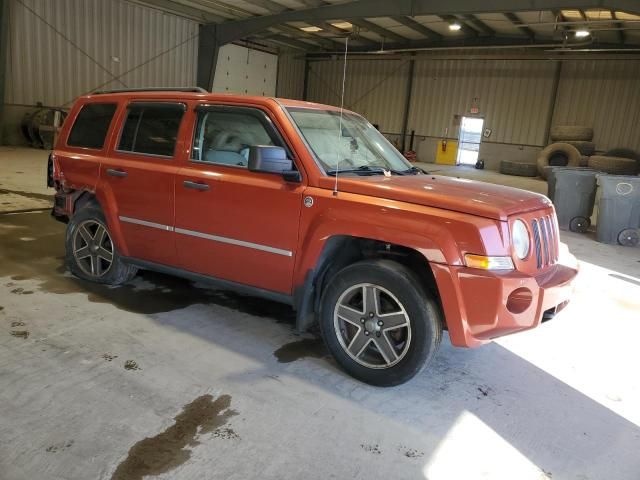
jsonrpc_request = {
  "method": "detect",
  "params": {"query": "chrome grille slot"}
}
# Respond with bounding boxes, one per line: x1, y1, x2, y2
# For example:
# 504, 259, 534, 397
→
532, 219, 542, 268
539, 217, 550, 266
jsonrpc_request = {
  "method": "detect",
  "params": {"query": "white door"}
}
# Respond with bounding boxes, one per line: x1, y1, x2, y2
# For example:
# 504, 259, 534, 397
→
212, 44, 278, 97
456, 117, 484, 166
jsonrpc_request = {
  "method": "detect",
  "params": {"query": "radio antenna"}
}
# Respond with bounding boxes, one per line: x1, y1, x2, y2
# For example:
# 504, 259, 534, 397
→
333, 35, 349, 196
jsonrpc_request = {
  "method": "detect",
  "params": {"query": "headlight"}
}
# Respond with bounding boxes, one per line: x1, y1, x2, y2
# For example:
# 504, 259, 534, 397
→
512, 219, 530, 260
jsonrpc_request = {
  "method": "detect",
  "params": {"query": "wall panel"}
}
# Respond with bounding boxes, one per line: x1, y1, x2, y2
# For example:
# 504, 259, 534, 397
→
5, 0, 198, 107
552, 60, 640, 152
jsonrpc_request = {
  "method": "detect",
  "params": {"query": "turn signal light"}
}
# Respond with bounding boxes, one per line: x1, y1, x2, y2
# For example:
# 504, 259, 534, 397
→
464, 254, 514, 271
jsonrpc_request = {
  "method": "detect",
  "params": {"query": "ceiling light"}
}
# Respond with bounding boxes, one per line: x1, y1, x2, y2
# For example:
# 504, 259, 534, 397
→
575, 29, 590, 37
331, 21, 352, 29
300, 26, 322, 32
449, 22, 462, 31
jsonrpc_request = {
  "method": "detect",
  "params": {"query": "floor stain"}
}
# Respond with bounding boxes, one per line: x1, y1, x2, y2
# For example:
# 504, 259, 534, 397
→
273, 337, 328, 363
11, 321, 25, 327
398, 445, 424, 459
110, 394, 237, 480
46, 440, 74, 453
10, 330, 29, 339
361, 443, 382, 455
0, 187, 52, 201
102, 353, 118, 362
0, 212, 296, 323
11, 287, 33, 295
211, 427, 239, 440
124, 360, 141, 371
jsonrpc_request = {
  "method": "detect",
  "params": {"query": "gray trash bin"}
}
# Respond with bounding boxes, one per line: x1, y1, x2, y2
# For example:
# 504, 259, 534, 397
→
547, 167, 599, 202
549, 168, 599, 232
596, 175, 640, 247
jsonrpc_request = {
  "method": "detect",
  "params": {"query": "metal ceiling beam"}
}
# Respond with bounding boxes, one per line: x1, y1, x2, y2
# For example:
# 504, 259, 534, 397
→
350, 19, 408, 43
611, 11, 626, 45
503, 12, 535, 39
212, 0, 640, 45
391, 16, 442, 40
458, 14, 495, 36
130, 0, 227, 22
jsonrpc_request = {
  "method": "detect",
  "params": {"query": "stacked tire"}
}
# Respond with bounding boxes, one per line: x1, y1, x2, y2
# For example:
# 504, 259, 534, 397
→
537, 126, 594, 179
587, 148, 640, 176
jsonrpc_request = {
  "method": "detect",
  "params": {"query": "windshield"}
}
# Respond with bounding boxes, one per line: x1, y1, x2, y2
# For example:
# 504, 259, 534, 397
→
286, 107, 414, 175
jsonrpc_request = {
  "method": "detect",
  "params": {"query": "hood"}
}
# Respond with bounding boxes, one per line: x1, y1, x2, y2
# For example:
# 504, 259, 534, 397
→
319, 174, 551, 221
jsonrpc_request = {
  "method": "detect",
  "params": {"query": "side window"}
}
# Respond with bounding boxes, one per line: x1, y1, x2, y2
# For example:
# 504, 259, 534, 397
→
118, 103, 185, 157
191, 107, 285, 168
67, 103, 117, 149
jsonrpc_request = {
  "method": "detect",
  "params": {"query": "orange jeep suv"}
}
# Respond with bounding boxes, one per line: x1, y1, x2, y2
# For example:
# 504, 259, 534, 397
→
49, 88, 578, 386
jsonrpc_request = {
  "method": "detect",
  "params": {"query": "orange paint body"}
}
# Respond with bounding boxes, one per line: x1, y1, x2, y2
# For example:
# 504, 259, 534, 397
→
52, 92, 578, 347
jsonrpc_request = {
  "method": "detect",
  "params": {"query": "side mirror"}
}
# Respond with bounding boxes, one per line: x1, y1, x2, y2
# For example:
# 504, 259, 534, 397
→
248, 146, 300, 182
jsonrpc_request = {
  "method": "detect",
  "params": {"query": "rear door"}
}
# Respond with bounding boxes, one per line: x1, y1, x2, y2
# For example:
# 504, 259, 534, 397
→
174, 104, 305, 294
100, 101, 186, 265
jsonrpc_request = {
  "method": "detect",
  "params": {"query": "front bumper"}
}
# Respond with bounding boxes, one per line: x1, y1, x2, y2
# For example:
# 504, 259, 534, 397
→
431, 245, 579, 348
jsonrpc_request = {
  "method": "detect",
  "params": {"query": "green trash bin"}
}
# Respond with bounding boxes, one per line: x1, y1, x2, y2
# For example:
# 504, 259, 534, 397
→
596, 175, 640, 247
549, 168, 599, 232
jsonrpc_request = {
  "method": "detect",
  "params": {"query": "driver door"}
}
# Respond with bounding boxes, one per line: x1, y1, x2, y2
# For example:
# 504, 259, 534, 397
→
174, 105, 304, 294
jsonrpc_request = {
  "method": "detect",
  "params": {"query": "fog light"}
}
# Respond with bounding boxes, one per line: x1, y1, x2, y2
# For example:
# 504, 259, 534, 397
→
506, 287, 533, 314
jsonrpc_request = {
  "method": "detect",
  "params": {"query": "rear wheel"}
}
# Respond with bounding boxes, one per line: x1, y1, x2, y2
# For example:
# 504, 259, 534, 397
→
319, 259, 442, 386
66, 206, 137, 285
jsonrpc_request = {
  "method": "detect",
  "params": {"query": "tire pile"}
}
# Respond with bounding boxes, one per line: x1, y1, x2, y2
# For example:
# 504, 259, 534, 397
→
534, 126, 639, 179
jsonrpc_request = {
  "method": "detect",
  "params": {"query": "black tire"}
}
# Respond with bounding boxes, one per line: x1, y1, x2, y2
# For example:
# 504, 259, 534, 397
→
618, 229, 639, 247
550, 125, 593, 142
569, 216, 590, 233
587, 155, 638, 175
319, 259, 442, 387
65, 205, 137, 285
537, 143, 582, 178
565, 141, 595, 156
499, 160, 538, 177
604, 148, 640, 162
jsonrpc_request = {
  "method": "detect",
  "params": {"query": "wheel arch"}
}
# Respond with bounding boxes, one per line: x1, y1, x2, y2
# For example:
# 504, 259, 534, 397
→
293, 235, 444, 333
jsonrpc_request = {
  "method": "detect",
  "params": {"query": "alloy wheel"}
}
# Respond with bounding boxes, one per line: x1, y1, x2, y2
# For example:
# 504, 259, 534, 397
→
72, 219, 114, 278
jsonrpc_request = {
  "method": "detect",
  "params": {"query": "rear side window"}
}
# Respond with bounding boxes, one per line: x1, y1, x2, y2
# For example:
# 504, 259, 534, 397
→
118, 103, 185, 157
67, 103, 117, 149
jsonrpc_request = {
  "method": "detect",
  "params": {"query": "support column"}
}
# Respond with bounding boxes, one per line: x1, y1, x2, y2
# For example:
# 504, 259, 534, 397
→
400, 54, 415, 152
196, 24, 220, 91
0, 0, 11, 145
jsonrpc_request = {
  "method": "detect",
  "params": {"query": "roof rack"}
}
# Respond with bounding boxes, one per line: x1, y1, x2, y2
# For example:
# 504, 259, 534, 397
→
93, 87, 208, 94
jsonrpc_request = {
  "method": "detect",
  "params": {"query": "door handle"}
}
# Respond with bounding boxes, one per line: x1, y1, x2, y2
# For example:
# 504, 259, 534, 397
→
106, 168, 128, 178
183, 180, 210, 191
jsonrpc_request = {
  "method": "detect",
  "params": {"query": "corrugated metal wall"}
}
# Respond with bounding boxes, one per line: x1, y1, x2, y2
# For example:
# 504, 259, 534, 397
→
306, 58, 411, 134
409, 59, 557, 146
553, 60, 640, 151
297, 55, 640, 152
5, 0, 198, 107
276, 51, 305, 100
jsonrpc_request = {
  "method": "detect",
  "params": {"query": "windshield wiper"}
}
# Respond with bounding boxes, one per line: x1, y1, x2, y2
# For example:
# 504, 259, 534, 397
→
327, 165, 408, 175
402, 166, 425, 175
326, 165, 389, 176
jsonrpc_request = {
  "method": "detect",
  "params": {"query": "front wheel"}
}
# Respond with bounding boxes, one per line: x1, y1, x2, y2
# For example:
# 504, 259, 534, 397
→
319, 259, 442, 386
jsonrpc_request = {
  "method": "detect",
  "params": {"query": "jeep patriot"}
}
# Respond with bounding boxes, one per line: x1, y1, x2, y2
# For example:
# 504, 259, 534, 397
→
49, 88, 578, 386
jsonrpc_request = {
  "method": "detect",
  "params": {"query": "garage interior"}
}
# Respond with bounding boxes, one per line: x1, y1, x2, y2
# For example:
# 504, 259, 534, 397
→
1, 0, 640, 479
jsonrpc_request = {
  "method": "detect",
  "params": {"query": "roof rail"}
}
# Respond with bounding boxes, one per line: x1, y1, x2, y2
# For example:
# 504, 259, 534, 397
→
93, 87, 208, 94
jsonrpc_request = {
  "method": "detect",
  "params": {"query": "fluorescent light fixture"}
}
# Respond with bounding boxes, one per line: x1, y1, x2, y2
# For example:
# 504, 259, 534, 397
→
575, 29, 590, 37
449, 22, 462, 31
331, 21, 352, 29
300, 26, 323, 32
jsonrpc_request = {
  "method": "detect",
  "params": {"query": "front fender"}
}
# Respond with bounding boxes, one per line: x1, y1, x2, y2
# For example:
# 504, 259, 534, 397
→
293, 187, 508, 289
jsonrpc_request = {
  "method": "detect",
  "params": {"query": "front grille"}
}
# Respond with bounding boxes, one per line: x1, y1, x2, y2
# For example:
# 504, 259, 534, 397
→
531, 214, 558, 269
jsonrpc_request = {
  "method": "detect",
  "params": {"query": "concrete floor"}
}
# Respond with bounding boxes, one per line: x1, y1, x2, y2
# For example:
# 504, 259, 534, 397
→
1, 148, 640, 480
